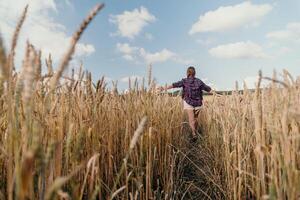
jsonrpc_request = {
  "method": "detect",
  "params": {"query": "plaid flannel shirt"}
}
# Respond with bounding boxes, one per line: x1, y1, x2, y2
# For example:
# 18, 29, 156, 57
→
172, 77, 211, 107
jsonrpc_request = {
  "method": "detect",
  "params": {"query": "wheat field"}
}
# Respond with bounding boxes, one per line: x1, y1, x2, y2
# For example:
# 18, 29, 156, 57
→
200, 73, 300, 200
0, 3, 299, 200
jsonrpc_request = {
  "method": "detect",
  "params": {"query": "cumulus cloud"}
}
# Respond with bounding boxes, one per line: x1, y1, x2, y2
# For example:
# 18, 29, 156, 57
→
116, 43, 193, 64
110, 6, 156, 39
116, 43, 139, 62
122, 54, 134, 61
76, 44, 95, 57
209, 41, 268, 59
266, 22, 300, 42
116, 43, 138, 54
189, 2, 272, 34
0, 0, 95, 68
139, 48, 175, 63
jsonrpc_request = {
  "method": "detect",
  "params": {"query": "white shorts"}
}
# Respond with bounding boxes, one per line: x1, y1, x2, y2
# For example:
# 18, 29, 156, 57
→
183, 100, 202, 111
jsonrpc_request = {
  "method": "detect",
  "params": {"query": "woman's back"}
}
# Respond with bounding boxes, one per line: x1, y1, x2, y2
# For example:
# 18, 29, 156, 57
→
173, 77, 211, 107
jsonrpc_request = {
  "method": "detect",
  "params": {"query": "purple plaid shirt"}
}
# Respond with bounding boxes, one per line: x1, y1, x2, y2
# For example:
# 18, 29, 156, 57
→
172, 77, 211, 107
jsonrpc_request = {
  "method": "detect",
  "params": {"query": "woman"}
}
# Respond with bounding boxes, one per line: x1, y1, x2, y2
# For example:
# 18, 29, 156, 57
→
160, 66, 212, 138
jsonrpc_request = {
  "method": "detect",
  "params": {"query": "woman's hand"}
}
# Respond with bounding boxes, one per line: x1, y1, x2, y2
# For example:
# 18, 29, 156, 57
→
157, 86, 165, 92
156, 86, 167, 93
211, 90, 223, 97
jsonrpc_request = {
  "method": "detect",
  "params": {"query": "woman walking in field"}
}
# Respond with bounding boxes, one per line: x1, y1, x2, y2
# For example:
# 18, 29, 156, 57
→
160, 66, 212, 138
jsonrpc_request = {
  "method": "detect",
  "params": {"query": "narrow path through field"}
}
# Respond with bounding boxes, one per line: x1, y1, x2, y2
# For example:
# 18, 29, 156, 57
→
176, 123, 226, 199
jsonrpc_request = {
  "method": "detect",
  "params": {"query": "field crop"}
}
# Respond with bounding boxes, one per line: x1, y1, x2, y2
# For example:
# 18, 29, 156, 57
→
0, 3, 299, 200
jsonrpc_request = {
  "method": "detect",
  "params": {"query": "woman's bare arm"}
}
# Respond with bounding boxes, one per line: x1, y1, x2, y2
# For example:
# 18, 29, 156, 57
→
158, 85, 173, 91
158, 80, 183, 91
164, 85, 174, 90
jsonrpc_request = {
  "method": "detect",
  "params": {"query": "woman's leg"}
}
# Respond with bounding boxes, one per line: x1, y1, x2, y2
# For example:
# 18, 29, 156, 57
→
194, 109, 200, 133
186, 109, 196, 136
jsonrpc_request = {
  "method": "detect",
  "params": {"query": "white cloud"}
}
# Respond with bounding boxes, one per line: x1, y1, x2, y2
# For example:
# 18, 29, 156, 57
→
116, 43, 139, 62
209, 41, 268, 59
122, 54, 134, 61
140, 48, 175, 63
116, 43, 138, 54
116, 43, 193, 64
76, 43, 95, 57
189, 2, 272, 34
110, 6, 156, 39
266, 22, 300, 42
140, 48, 194, 64
0, 0, 95, 68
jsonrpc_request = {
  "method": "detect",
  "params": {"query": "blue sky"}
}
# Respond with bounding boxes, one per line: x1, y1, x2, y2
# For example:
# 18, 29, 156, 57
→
1, 0, 300, 90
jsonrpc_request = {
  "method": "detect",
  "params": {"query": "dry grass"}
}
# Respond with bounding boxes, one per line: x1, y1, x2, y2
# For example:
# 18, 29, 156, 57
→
199, 72, 300, 199
0, 4, 192, 200
0, 42, 189, 199
0, 62, 192, 199
0, 3, 299, 200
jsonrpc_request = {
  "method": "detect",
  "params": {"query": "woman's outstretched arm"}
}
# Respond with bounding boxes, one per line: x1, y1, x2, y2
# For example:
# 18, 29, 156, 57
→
158, 85, 173, 91
159, 79, 184, 91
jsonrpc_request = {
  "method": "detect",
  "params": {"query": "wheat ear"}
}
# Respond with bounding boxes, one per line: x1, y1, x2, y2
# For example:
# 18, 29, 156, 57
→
0, 35, 7, 77
50, 4, 104, 90
7, 5, 28, 75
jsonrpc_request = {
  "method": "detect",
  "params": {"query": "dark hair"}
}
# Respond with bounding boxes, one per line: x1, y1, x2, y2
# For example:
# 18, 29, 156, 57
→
187, 66, 196, 78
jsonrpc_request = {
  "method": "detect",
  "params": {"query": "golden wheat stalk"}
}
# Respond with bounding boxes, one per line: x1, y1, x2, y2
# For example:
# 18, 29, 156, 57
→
0, 35, 7, 77
110, 117, 147, 199
46, 54, 53, 75
22, 43, 36, 106
45, 165, 83, 200
50, 4, 104, 91
7, 5, 28, 76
